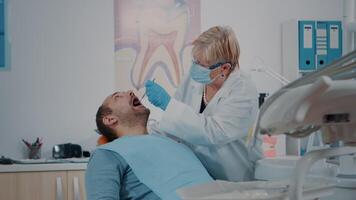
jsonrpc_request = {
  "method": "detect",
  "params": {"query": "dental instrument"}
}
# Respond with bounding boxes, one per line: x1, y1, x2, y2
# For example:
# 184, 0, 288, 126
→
141, 78, 155, 101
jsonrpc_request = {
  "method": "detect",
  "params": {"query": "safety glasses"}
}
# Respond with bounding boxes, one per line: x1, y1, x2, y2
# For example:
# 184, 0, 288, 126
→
192, 60, 229, 70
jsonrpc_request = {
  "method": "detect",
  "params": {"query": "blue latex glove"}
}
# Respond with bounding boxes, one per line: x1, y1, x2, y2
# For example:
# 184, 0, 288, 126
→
145, 80, 171, 110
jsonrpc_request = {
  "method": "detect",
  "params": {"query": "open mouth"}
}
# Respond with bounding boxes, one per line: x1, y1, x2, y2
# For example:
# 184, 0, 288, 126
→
132, 97, 143, 107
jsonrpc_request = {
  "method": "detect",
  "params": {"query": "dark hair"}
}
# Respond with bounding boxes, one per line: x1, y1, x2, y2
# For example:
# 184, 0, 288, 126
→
95, 105, 118, 142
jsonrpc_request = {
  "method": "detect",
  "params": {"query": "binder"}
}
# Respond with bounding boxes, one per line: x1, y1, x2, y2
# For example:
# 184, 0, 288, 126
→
0, 1, 4, 68
327, 21, 342, 64
316, 21, 328, 69
282, 20, 343, 83
298, 21, 316, 71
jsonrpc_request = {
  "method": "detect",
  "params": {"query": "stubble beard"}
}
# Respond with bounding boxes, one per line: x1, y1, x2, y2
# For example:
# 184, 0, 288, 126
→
119, 108, 150, 128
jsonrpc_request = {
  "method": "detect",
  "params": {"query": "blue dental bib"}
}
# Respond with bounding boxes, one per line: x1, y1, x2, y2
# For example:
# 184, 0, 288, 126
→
99, 134, 212, 200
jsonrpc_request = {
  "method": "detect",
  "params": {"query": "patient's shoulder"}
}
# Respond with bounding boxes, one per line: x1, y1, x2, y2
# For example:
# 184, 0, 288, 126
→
90, 149, 129, 174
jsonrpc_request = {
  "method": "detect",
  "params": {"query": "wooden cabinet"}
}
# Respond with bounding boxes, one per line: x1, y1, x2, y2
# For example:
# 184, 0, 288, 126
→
16, 171, 68, 200
68, 171, 86, 200
0, 172, 16, 200
0, 170, 86, 200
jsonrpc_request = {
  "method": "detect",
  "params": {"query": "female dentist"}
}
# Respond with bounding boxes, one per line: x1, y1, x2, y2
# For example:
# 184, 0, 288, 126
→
145, 26, 262, 181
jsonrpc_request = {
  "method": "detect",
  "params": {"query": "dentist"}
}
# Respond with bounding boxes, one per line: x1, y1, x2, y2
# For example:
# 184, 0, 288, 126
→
145, 26, 262, 181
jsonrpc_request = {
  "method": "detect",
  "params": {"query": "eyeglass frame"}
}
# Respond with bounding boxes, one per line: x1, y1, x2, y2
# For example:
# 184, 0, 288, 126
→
192, 60, 231, 70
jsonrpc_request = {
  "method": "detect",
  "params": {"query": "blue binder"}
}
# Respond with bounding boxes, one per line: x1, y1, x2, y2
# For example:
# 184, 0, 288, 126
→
0, 0, 5, 68
316, 21, 328, 69
298, 21, 316, 71
327, 21, 342, 64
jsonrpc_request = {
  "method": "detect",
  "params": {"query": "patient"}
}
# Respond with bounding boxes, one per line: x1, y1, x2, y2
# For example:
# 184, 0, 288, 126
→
85, 91, 212, 200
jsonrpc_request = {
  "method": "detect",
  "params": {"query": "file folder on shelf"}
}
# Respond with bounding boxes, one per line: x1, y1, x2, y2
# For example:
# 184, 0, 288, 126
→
316, 21, 328, 69
327, 21, 342, 64
298, 21, 316, 71
282, 20, 343, 81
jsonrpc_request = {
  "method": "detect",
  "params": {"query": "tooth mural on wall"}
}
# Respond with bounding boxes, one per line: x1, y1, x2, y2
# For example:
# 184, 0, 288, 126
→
114, 0, 201, 95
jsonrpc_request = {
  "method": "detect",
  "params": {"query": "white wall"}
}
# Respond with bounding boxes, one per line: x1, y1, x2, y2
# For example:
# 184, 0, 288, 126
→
0, 0, 343, 159
0, 0, 115, 159
202, 0, 344, 93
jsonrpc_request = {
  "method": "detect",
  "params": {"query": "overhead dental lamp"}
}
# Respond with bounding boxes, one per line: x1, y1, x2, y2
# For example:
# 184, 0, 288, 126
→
254, 49, 356, 200
256, 49, 356, 144
258, 75, 356, 143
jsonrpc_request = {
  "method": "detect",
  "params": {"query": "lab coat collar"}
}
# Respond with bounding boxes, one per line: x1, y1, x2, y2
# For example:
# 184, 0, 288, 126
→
188, 70, 242, 114
203, 70, 241, 113
189, 78, 204, 113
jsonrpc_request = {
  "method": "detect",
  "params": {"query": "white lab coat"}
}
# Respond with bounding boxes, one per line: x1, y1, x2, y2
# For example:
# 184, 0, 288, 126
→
149, 69, 262, 181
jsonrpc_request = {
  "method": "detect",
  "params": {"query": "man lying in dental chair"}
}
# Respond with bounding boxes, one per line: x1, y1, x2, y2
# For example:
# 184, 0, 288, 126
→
85, 91, 213, 200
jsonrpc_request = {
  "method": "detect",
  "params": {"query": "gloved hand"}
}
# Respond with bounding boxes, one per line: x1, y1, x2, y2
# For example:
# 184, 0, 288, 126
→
145, 80, 171, 110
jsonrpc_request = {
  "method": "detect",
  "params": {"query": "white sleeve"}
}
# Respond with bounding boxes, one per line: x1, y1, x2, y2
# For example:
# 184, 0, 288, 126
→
159, 90, 257, 147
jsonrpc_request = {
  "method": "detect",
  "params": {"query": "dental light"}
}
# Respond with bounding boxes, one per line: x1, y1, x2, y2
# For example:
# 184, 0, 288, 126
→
256, 50, 356, 145
253, 49, 356, 200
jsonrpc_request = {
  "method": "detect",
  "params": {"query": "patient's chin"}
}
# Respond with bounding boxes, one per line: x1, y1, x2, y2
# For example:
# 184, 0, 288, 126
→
133, 106, 150, 116
132, 112, 150, 128
133, 107, 147, 116
141, 108, 150, 117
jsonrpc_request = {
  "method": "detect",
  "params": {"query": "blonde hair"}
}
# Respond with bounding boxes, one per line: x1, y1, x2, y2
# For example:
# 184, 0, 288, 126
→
192, 26, 240, 70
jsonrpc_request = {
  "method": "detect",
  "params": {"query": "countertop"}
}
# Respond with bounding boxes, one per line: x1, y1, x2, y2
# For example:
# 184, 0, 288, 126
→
0, 158, 88, 173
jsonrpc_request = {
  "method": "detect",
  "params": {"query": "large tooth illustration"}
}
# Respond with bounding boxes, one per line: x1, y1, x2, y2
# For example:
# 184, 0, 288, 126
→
131, 30, 181, 89
130, 3, 188, 90
114, 0, 200, 91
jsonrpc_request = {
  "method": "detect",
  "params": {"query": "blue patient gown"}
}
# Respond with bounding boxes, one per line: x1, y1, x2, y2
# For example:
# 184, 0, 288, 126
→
85, 134, 212, 200
86, 149, 159, 199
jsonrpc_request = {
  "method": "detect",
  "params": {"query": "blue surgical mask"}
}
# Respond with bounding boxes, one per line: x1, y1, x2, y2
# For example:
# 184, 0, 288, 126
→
190, 61, 224, 84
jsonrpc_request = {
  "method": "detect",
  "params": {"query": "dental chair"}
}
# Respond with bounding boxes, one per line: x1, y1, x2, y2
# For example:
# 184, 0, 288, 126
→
177, 50, 356, 200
